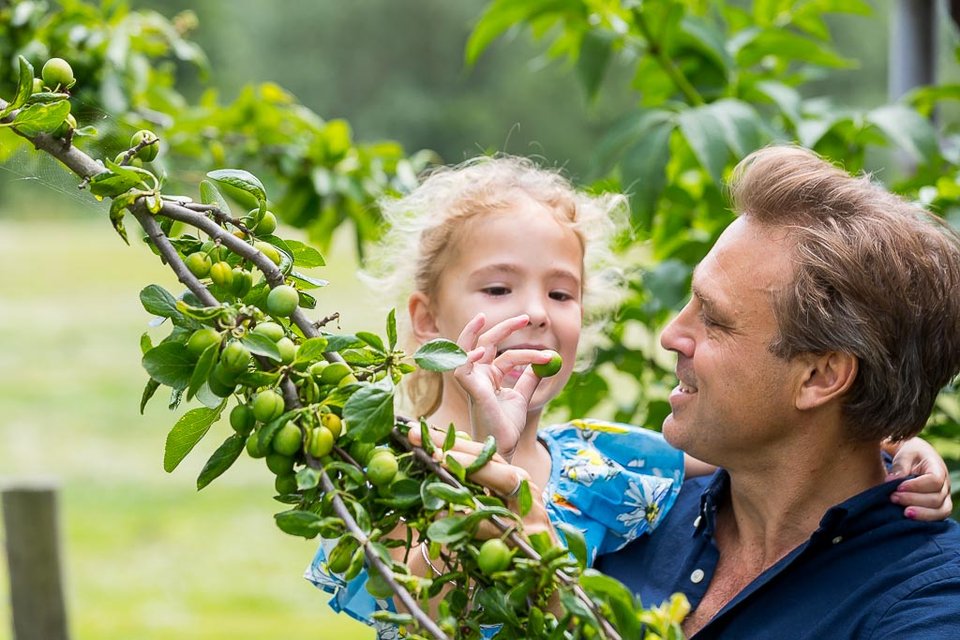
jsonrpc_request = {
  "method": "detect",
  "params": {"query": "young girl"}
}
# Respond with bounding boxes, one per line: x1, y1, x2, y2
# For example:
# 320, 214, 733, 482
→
305, 155, 951, 633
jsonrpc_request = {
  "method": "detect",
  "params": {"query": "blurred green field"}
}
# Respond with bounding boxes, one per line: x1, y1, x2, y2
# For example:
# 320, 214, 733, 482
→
0, 195, 384, 640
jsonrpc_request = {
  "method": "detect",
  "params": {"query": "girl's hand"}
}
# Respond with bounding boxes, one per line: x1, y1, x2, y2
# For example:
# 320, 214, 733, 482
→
453, 313, 555, 462
886, 437, 953, 520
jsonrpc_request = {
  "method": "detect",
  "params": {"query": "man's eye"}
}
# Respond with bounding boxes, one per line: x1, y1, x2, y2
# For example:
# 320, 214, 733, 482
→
482, 286, 510, 296
699, 311, 722, 328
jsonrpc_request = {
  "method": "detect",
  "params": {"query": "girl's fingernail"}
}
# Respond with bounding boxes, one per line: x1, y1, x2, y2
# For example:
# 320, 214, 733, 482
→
905, 508, 916, 519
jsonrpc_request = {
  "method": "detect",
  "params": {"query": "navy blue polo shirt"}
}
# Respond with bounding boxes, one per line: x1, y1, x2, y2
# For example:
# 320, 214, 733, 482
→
595, 471, 960, 639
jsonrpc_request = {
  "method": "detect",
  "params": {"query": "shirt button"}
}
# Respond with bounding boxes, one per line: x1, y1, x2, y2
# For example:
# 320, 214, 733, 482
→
690, 569, 705, 584
832, 536, 843, 545
693, 515, 702, 528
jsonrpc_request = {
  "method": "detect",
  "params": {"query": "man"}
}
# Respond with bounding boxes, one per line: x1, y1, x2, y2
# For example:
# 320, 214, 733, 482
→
595, 145, 960, 638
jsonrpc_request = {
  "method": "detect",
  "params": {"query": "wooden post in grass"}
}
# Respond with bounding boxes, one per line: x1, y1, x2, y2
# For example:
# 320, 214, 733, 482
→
2, 481, 70, 640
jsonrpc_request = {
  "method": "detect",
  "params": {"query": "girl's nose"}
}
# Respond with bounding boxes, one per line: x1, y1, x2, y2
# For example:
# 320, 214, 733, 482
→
525, 296, 549, 328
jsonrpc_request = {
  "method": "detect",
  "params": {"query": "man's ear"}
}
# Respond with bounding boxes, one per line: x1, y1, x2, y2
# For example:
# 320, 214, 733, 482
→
408, 292, 440, 342
796, 351, 858, 411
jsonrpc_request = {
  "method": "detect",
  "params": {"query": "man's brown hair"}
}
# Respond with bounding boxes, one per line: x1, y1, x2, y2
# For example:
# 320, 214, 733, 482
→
730, 145, 960, 441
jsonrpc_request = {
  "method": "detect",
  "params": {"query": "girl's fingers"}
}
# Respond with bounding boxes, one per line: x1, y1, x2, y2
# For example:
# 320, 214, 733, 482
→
456, 313, 488, 352
490, 348, 553, 371
895, 472, 949, 498
892, 490, 950, 510
475, 315, 531, 351
407, 428, 508, 464
903, 502, 954, 522
444, 450, 530, 498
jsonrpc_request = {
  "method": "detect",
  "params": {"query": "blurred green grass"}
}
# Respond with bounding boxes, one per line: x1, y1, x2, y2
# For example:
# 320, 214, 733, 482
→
0, 200, 384, 639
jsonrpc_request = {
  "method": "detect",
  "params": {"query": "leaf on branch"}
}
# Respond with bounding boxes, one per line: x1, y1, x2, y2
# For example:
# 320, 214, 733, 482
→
206, 168, 267, 217
423, 482, 476, 508
241, 332, 283, 362
140, 378, 161, 414
284, 239, 325, 267
197, 432, 245, 490
386, 309, 398, 350
288, 271, 329, 290
199, 179, 232, 216
89, 162, 143, 198
163, 405, 225, 472
414, 338, 468, 372
143, 342, 196, 390
140, 284, 184, 321
343, 380, 395, 443
866, 104, 939, 163
0, 56, 34, 119
356, 331, 385, 353
109, 193, 137, 245
426, 514, 470, 544
186, 343, 218, 401
556, 522, 588, 571
579, 569, 643, 638
274, 509, 328, 538
7, 100, 70, 136
293, 336, 329, 365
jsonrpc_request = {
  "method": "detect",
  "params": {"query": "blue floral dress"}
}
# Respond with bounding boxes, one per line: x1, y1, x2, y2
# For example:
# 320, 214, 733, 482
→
304, 419, 685, 637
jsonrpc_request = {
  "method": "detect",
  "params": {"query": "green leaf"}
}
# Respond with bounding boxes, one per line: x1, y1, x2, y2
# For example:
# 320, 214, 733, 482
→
140, 285, 183, 320
0, 56, 35, 118
465, 436, 497, 475
241, 333, 283, 362
678, 105, 730, 184
866, 104, 939, 163
274, 509, 325, 538
108, 195, 132, 245
197, 432, 245, 489
710, 99, 766, 157
163, 405, 224, 472
593, 108, 674, 176
576, 30, 613, 102
442, 423, 456, 452
186, 343, 218, 401
143, 342, 196, 390
199, 179, 232, 216
293, 337, 329, 364
140, 378, 161, 414
579, 569, 642, 638
206, 168, 267, 214
288, 271, 329, 290
343, 381, 395, 443
414, 338, 468, 372
444, 453, 467, 483
556, 522, 588, 571
753, 80, 803, 128
517, 479, 533, 518
423, 482, 476, 508
426, 514, 470, 544
419, 418, 436, 456
386, 309, 398, 350
8, 100, 70, 137
257, 413, 293, 452
88, 162, 143, 198
325, 334, 365, 351
678, 16, 732, 74
284, 239, 325, 267
296, 466, 320, 490
357, 331, 385, 353
621, 121, 674, 230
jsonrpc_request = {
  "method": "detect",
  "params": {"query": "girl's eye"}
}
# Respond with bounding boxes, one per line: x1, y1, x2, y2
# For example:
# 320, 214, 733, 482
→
482, 286, 511, 296
549, 291, 575, 302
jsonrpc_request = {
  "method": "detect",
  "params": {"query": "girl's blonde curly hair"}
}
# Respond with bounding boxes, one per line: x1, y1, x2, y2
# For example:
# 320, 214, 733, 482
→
362, 154, 628, 418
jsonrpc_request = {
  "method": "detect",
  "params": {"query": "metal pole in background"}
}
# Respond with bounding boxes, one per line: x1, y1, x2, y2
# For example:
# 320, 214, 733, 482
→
2, 481, 70, 640
889, 0, 937, 101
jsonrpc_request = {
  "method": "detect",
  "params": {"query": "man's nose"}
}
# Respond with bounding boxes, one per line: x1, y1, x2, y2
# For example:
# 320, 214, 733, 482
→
660, 301, 695, 357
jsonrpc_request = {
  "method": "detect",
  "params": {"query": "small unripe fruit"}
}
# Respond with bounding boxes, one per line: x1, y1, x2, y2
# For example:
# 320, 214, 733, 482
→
477, 539, 513, 575
366, 450, 398, 487
275, 473, 298, 495
41, 57, 75, 89
272, 422, 302, 456
245, 431, 266, 458
185, 252, 212, 278
255, 241, 281, 265
53, 113, 76, 138
200, 240, 222, 262
276, 337, 297, 364
187, 327, 220, 357
265, 452, 294, 475
531, 351, 563, 378
326, 537, 358, 574
253, 210, 278, 234
230, 267, 253, 297
307, 426, 335, 458
320, 413, 342, 439
319, 362, 352, 385
230, 403, 255, 433
266, 285, 299, 317
209, 261, 233, 288
207, 363, 238, 397
348, 441, 376, 466
251, 321, 285, 342
32, 78, 43, 93
337, 373, 359, 388
365, 572, 395, 600
130, 129, 159, 162
308, 361, 328, 379
252, 390, 285, 423
220, 341, 251, 373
